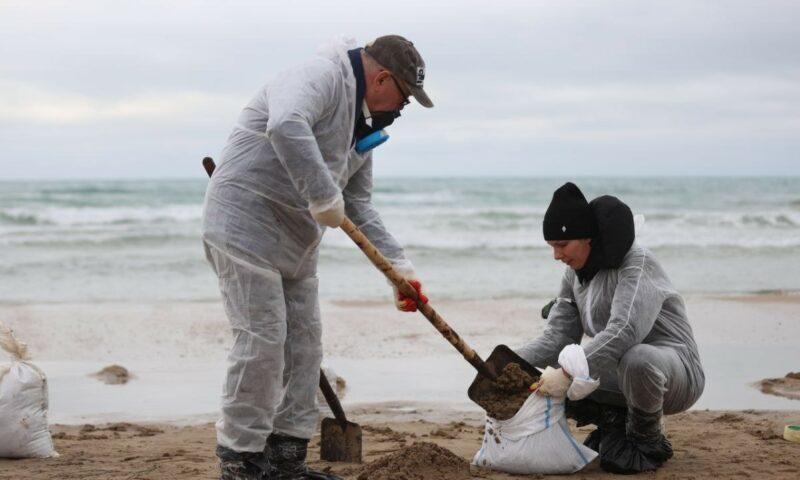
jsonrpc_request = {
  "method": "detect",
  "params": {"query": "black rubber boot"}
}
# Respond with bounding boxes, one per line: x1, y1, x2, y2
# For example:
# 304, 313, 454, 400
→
217, 445, 271, 480
598, 407, 673, 474
564, 399, 627, 451
627, 407, 673, 464
267, 434, 342, 480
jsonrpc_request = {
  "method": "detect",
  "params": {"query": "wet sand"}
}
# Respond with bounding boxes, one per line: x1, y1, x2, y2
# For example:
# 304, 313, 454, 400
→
758, 372, 800, 401
1, 294, 799, 477
1, 408, 798, 479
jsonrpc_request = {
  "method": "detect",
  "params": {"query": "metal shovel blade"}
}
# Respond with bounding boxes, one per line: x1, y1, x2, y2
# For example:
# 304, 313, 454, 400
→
320, 417, 362, 463
467, 344, 540, 405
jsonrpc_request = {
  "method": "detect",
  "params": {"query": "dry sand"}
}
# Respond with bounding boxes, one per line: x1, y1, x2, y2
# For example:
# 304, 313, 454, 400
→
1, 408, 799, 479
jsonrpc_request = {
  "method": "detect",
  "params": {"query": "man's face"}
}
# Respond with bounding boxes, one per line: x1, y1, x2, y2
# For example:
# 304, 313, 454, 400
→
547, 239, 592, 270
365, 70, 410, 113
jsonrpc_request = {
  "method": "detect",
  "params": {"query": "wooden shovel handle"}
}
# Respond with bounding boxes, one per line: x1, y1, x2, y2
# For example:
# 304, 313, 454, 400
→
319, 370, 349, 427
340, 217, 496, 380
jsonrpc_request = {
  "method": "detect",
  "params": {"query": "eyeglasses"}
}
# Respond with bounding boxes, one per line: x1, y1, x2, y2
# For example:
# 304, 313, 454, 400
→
389, 74, 411, 108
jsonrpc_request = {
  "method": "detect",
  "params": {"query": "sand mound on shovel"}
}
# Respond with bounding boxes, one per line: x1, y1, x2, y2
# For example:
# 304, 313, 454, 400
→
475, 362, 537, 420
356, 441, 471, 480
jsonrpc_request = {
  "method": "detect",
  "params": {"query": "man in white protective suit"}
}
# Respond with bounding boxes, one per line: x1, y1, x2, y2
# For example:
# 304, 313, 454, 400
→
201, 35, 433, 480
518, 182, 705, 474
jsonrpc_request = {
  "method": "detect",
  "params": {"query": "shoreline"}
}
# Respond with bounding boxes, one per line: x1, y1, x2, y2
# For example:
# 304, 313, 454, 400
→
2, 288, 800, 308
2, 293, 799, 426
3, 293, 798, 361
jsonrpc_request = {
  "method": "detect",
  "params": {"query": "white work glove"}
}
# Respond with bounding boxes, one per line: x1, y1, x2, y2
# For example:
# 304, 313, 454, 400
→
558, 344, 600, 401
310, 196, 345, 228
389, 263, 429, 312
536, 366, 572, 397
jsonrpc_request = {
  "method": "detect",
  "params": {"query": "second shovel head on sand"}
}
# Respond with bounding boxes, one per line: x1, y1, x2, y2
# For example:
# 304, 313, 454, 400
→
320, 417, 362, 463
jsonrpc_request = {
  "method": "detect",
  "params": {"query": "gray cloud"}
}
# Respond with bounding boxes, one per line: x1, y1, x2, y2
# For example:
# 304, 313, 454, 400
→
1, 0, 798, 179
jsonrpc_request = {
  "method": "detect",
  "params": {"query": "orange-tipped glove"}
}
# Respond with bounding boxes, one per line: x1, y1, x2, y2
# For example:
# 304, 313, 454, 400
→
394, 278, 429, 312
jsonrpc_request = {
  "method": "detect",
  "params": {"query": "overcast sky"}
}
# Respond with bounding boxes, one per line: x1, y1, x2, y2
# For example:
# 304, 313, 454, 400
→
2, 0, 799, 180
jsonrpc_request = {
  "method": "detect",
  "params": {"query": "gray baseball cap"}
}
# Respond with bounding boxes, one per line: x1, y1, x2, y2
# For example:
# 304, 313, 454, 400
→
365, 35, 433, 108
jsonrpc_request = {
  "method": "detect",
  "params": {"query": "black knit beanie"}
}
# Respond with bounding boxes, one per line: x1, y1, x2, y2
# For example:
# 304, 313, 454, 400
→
542, 182, 597, 241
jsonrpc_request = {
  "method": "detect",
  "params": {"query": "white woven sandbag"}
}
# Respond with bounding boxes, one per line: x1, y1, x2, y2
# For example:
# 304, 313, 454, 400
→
0, 323, 57, 458
472, 393, 596, 474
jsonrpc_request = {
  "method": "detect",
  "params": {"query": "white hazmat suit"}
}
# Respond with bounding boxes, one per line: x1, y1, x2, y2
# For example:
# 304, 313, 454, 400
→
202, 37, 413, 453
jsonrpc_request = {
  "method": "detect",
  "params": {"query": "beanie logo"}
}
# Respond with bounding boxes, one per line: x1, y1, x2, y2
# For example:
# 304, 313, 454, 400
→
562, 226, 567, 232
416, 67, 425, 86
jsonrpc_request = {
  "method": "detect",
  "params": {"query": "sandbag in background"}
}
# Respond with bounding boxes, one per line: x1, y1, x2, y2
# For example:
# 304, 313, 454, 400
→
472, 393, 596, 474
0, 322, 58, 458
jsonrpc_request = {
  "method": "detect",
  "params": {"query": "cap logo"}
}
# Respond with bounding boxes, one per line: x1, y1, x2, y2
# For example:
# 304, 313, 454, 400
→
416, 67, 425, 86
562, 226, 566, 232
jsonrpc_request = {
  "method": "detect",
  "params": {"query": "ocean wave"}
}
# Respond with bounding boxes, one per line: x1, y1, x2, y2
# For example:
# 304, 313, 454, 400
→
599, 210, 800, 229
379, 208, 800, 231
0, 205, 201, 226
0, 232, 199, 248
0, 220, 200, 246
321, 231, 800, 251
639, 238, 800, 249
0, 211, 39, 225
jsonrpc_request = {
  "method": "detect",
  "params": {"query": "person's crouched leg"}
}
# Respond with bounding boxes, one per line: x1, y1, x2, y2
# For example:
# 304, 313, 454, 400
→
565, 398, 626, 451
217, 445, 272, 480
598, 407, 673, 474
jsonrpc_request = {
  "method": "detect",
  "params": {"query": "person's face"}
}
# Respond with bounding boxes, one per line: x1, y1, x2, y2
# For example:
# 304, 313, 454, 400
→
547, 239, 592, 270
365, 70, 410, 112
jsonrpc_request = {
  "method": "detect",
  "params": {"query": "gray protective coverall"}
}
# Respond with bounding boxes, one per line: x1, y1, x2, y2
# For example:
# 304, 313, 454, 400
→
202, 37, 411, 452
517, 244, 705, 416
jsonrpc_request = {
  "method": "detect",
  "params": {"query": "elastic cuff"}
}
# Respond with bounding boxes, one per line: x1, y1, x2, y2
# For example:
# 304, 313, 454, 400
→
308, 192, 343, 216
387, 259, 415, 290
567, 377, 600, 401
390, 259, 415, 278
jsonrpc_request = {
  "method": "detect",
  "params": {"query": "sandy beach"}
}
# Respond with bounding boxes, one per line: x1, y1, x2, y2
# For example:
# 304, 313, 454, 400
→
1, 408, 798, 479
1, 294, 799, 478
3, 0, 799, 475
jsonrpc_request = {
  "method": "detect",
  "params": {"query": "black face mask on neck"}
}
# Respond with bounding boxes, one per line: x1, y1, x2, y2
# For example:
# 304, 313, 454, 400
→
355, 110, 400, 139
369, 110, 400, 130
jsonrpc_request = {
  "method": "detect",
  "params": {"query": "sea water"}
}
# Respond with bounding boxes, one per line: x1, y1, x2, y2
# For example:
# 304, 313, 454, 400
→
1, 177, 799, 304
4, 176, 799, 420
